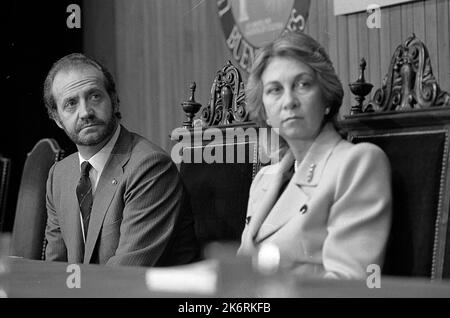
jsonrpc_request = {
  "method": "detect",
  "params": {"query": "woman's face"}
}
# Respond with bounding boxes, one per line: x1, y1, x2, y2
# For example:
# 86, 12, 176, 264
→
261, 56, 327, 143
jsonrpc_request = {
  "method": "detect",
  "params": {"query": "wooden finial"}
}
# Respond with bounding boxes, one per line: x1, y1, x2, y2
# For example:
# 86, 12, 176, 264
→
349, 58, 373, 115
181, 82, 202, 128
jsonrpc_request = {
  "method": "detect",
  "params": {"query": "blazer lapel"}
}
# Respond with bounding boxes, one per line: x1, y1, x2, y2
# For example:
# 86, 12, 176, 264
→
83, 126, 132, 263
254, 180, 309, 243
246, 151, 294, 243
253, 123, 342, 244
293, 123, 342, 187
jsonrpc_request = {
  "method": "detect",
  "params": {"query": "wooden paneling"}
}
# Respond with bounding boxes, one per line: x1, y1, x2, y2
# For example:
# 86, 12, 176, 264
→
379, 7, 392, 89
83, 0, 450, 152
437, 0, 450, 89
336, 14, 349, 117
401, 1, 414, 40
425, 1, 438, 75
320, 0, 450, 118
390, 4, 402, 58
84, 0, 230, 151
327, 0, 338, 68
347, 13, 360, 107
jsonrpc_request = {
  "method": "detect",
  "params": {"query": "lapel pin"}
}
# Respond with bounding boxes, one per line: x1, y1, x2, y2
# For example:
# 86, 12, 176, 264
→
246, 216, 251, 225
306, 164, 316, 182
299, 204, 308, 215
112, 179, 118, 185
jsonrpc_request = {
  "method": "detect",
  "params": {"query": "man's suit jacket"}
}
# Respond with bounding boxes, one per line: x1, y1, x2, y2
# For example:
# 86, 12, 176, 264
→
238, 123, 392, 279
45, 125, 199, 266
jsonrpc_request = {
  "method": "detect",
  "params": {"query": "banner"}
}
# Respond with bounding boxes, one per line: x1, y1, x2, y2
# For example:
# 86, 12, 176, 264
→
217, 0, 311, 73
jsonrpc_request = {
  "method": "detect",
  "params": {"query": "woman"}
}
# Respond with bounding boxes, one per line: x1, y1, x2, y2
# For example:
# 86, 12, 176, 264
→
238, 32, 392, 279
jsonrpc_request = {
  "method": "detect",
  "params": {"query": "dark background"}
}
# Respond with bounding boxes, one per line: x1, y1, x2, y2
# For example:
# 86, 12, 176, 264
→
2, 1, 82, 232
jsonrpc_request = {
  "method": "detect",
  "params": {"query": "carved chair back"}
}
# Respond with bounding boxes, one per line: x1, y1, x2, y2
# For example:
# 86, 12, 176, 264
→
173, 61, 260, 252
341, 34, 450, 279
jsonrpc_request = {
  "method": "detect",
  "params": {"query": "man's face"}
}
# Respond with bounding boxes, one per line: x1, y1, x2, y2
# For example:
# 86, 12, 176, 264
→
52, 65, 117, 147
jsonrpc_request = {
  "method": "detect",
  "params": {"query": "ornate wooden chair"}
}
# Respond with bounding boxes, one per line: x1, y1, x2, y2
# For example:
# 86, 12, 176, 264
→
340, 34, 450, 280
10, 139, 65, 260
171, 61, 261, 253
0, 154, 11, 232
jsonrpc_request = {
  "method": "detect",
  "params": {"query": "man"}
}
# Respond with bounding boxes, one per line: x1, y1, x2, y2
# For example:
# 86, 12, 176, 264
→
43, 53, 199, 266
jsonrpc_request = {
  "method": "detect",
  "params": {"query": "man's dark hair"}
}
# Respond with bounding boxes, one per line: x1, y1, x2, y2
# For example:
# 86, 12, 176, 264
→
43, 53, 121, 120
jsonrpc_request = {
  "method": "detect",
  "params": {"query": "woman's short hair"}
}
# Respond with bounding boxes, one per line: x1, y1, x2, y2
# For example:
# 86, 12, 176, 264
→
43, 53, 121, 120
245, 31, 344, 160
246, 31, 344, 126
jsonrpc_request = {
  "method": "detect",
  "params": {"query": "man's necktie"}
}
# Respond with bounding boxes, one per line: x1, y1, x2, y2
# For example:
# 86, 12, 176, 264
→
76, 161, 93, 241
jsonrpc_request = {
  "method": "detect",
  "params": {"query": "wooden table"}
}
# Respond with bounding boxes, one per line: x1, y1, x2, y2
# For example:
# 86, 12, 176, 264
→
1, 257, 450, 298
1, 257, 157, 297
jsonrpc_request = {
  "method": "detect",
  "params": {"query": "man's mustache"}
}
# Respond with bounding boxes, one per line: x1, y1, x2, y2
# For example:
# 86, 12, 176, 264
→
76, 118, 105, 133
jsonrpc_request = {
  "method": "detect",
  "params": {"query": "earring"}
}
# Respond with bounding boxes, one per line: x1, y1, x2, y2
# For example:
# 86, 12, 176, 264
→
324, 107, 330, 115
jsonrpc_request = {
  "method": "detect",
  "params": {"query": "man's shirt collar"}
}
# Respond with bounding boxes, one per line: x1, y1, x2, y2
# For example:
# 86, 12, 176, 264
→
78, 124, 121, 178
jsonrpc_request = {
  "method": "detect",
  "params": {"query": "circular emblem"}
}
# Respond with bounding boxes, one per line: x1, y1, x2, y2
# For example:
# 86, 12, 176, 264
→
217, 0, 311, 73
